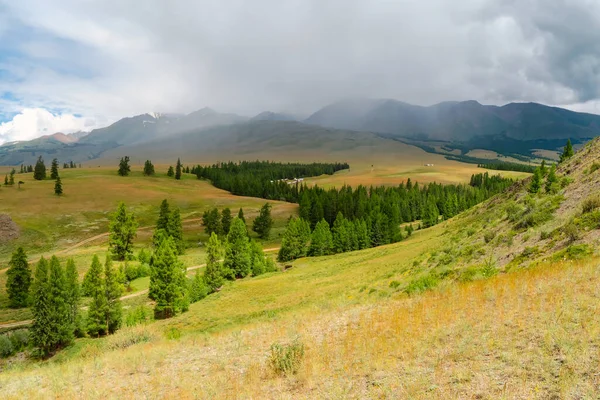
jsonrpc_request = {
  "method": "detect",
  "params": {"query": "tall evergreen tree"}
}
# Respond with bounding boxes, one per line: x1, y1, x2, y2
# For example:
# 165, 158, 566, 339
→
143, 160, 155, 176
529, 167, 542, 194
278, 217, 311, 261
546, 164, 558, 193
33, 156, 47, 180
559, 139, 574, 163
221, 208, 232, 235
30, 257, 53, 356
153, 199, 170, 247
118, 156, 131, 176
108, 202, 138, 260
355, 219, 371, 250
223, 218, 251, 278
237, 208, 246, 224
332, 212, 349, 253
6, 247, 31, 308
103, 256, 122, 334
54, 176, 63, 196
50, 158, 59, 179
309, 219, 333, 256
86, 256, 107, 337
203, 232, 224, 292
8, 169, 15, 185
250, 240, 267, 276
4, 175, 7, 185
167, 166, 174, 177
175, 158, 182, 180
539, 160, 547, 177
151, 236, 186, 319
48, 256, 73, 346
64, 259, 81, 335
252, 203, 273, 239
422, 198, 440, 228
167, 207, 184, 254
202, 207, 222, 236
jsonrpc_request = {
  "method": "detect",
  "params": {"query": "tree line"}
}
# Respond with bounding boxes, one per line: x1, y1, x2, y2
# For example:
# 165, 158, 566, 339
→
202, 203, 273, 239
478, 161, 536, 173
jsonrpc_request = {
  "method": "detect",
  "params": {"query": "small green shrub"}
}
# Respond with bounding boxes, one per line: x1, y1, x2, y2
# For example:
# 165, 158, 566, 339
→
164, 327, 181, 340
563, 222, 580, 244
389, 280, 401, 289
582, 195, 600, 214
0, 335, 14, 358
269, 339, 305, 376
561, 177, 573, 188
540, 230, 551, 240
137, 248, 151, 265
458, 267, 479, 282
590, 162, 600, 173
107, 327, 155, 350
405, 274, 439, 295
483, 230, 496, 243
566, 244, 592, 259
521, 246, 539, 257
8, 329, 29, 352
480, 257, 498, 278
125, 306, 152, 327
466, 228, 476, 237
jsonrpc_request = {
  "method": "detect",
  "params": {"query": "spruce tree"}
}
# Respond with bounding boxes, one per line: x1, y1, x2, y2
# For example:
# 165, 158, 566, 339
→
529, 167, 542, 194
108, 202, 138, 260
167, 207, 184, 254
8, 169, 15, 185
31, 257, 53, 356
143, 160, 155, 176
153, 199, 170, 247
546, 164, 558, 193
6, 247, 31, 308
309, 219, 333, 256
189, 270, 208, 303
103, 256, 122, 334
151, 236, 186, 319
250, 240, 267, 276
64, 258, 81, 336
203, 232, 224, 292
202, 207, 222, 236
221, 208, 232, 235
422, 198, 440, 228
33, 156, 46, 180
82, 255, 102, 296
86, 255, 107, 337
355, 219, 371, 250
332, 212, 349, 253
175, 158, 182, 180
167, 166, 174, 177
49, 256, 73, 346
559, 139, 574, 163
4, 175, 7, 185
539, 160, 547, 177
252, 203, 273, 239
223, 218, 251, 278
50, 158, 59, 179
238, 208, 246, 224
54, 176, 63, 196
118, 156, 131, 176
278, 217, 311, 261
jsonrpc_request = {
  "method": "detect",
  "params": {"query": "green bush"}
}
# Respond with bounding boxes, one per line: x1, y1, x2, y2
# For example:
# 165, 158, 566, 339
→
0, 335, 14, 358
124, 262, 139, 281
107, 327, 155, 350
405, 274, 439, 295
125, 306, 152, 327
164, 327, 181, 340
269, 339, 305, 376
480, 257, 498, 278
137, 248, 151, 265
591, 162, 600, 173
458, 267, 479, 282
8, 329, 29, 352
483, 230, 496, 243
563, 222, 580, 243
582, 195, 600, 214
389, 280, 401, 289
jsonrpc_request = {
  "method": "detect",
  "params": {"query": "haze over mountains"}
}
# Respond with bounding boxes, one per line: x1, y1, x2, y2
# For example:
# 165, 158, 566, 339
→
2, 99, 600, 165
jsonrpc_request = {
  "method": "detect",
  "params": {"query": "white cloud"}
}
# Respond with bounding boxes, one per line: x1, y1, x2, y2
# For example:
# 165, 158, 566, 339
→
0, 108, 103, 144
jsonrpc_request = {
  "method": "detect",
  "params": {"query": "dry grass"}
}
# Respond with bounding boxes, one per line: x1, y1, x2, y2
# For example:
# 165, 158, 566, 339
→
1, 256, 598, 399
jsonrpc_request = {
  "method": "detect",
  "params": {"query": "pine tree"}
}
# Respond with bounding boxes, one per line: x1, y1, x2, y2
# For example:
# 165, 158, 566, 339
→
278, 217, 311, 261
223, 218, 251, 278
118, 156, 131, 176
175, 158, 182, 180
153, 199, 170, 247
6, 247, 31, 308
529, 167, 542, 194
221, 208, 232, 235
167, 207, 184, 254
48, 256, 73, 346
108, 202, 138, 260
50, 158, 59, 179
143, 160, 155, 176
202, 207, 222, 236
86, 256, 108, 337
203, 232, 224, 292
152, 236, 186, 319
33, 156, 46, 180
64, 258, 82, 336
309, 219, 333, 256
539, 160, 547, 177
103, 256, 122, 334
238, 208, 246, 225
252, 203, 273, 239
8, 169, 15, 185
54, 176, 63, 196
355, 219, 371, 250
4, 175, 8, 185
82, 255, 102, 297
559, 139, 574, 163
250, 240, 267, 276
546, 164, 558, 193
30, 257, 54, 356
422, 198, 440, 228
332, 212, 349, 253
189, 270, 208, 303
167, 166, 174, 177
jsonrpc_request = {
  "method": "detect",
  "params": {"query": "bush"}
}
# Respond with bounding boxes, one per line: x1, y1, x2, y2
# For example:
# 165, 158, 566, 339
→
125, 306, 152, 327
269, 339, 305, 376
582, 195, 600, 214
124, 262, 139, 281
405, 274, 438, 295
564, 222, 580, 243
389, 280, 401, 289
137, 263, 151, 278
483, 230, 496, 243
107, 326, 155, 350
480, 257, 498, 278
0, 335, 14, 358
540, 230, 551, 240
137, 249, 151, 265
164, 327, 181, 340
591, 162, 600, 173
8, 329, 29, 352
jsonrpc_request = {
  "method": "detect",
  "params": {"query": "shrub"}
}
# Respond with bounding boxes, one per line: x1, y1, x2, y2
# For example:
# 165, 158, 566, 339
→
466, 228, 476, 237
389, 280, 401, 289
8, 329, 29, 352
521, 246, 539, 257
458, 267, 479, 282
582, 195, 600, 214
591, 162, 600, 173
480, 257, 498, 278
540, 230, 551, 240
405, 274, 438, 295
565, 244, 592, 259
124, 262, 139, 281
125, 306, 152, 327
564, 222, 580, 244
107, 326, 155, 350
483, 230, 496, 243
164, 327, 181, 340
137, 249, 151, 265
137, 263, 151, 278
0, 335, 14, 358
560, 177, 573, 188
269, 339, 305, 376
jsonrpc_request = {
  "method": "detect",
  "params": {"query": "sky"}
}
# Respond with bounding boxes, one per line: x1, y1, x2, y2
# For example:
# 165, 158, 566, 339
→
1, 0, 600, 144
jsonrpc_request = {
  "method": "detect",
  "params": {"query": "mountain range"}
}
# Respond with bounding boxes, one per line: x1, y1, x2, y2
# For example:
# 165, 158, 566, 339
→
2, 100, 600, 165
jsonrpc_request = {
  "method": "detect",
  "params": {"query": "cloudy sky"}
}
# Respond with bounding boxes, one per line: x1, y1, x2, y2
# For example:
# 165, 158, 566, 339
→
1, 0, 600, 143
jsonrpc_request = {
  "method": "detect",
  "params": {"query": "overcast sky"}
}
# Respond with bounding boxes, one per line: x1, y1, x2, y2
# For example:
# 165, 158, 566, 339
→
1, 0, 600, 143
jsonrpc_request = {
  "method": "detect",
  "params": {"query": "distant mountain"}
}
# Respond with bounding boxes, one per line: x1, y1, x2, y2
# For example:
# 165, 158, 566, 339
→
251, 111, 297, 122
306, 99, 600, 155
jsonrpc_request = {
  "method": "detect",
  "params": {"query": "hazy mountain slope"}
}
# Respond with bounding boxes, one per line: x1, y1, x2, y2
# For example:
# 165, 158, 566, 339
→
251, 111, 297, 121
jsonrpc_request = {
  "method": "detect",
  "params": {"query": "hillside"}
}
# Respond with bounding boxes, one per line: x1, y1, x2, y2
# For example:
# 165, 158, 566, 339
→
0, 138, 599, 397
306, 99, 600, 156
